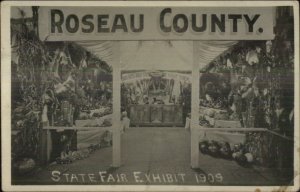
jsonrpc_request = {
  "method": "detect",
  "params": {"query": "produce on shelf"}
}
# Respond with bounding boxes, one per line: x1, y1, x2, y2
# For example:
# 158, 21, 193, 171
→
199, 140, 255, 166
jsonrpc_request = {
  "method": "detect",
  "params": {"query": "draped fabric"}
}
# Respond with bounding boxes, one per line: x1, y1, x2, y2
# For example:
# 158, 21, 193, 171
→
76, 41, 114, 64
76, 41, 237, 71
195, 41, 237, 70
119, 41, 193, 71
172, 79, 182, 98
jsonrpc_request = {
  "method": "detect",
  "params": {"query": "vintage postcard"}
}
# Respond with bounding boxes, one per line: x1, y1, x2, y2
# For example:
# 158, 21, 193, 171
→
1, 1, 299, 191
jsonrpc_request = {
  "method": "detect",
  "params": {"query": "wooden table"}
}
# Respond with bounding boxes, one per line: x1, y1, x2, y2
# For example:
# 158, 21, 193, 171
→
129, 104, 184, 127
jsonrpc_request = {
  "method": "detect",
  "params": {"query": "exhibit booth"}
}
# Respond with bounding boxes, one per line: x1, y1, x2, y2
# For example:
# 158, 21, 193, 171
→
121, 71, 191, 127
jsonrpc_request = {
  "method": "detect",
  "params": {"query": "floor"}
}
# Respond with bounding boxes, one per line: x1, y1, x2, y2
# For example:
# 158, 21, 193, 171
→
12, 127, 292, 185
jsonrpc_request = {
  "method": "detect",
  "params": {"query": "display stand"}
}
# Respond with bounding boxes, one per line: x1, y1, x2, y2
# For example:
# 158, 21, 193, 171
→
190, 42, 293, 171
194, 127, 293, 172
41, 123, 112, 165
129, 104, 184, 127
40, 42, 122, 167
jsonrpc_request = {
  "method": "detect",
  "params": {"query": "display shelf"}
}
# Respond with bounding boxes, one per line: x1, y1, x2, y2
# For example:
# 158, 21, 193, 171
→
196, 127, 268, 132
195, 126, 293, 140
43, 126, 112, 131
267, 129, 294, 141
199, 106, 227, 113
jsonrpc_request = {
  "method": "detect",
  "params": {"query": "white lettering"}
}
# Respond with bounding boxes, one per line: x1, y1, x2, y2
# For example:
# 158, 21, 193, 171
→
133, 172, 143, 183
99, 171, 107, 182
88, 174, 96, 182
51, 171, 61, 182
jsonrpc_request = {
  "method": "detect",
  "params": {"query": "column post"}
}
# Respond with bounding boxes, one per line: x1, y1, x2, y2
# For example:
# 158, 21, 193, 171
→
191, 41, 200, 168
112, 41, 121, 167
40, 105, 52, 165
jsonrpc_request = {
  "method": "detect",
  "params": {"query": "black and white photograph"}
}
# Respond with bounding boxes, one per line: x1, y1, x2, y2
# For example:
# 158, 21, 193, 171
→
1, 1, 299, 191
